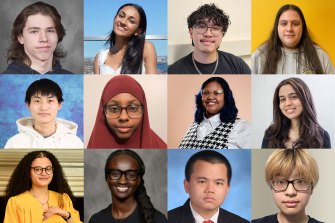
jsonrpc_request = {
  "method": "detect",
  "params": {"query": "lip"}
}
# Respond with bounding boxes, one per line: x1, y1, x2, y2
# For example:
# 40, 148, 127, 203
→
116, 126, 132, 133
38, 113, 50, 116
203, 197, 216, 202
200, 39, 215, 44
116, 24, 127, 32
115, 186, 129, 193
285, 108, 295, 114
36, 46, 51, 51
283, 200, 299, 208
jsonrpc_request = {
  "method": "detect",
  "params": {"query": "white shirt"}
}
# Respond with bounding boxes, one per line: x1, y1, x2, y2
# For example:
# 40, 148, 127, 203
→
190, 201, 219, 223
197, 114, 221, 140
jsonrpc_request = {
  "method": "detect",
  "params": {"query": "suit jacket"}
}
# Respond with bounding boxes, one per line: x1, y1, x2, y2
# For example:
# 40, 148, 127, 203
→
168, 199, 250, 223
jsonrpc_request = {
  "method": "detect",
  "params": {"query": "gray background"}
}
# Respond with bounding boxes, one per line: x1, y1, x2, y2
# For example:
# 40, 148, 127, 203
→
84, 149, 167, 222
0, 0, 83, 74
252, 149, 335, 222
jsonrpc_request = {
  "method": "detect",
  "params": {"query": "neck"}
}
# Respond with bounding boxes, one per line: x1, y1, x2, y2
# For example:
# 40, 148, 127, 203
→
111, 36, 129, 54
290, 119, 300, 132
33, 121, 57, 137
27, 58, 53, 74
191, 201, 217, 220
193, 49, 217, 64
111, 197, 137, 219
277, 211, 308, 223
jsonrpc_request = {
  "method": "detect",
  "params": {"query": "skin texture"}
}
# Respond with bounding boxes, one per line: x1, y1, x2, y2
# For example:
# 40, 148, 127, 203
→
27, 94, 62, 137
105, 93, 143, 140
272, 169, 311, 222
202, 81, 224, 118
30, 157, 53, 188
278, 84, 303, 122
18, 13, 58, 73
189, 20, 224, 63
277, 10, 303, 50
184, 160, 230, 219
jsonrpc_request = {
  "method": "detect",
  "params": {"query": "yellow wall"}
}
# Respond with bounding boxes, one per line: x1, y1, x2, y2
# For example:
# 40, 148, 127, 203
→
252, 0, 335, 64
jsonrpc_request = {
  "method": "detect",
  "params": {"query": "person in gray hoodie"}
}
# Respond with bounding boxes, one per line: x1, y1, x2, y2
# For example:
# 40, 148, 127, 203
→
251, 4, 334, 74
5, 78, 83, 148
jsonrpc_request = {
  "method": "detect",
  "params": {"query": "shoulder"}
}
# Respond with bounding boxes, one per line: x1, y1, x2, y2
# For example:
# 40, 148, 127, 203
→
252, 214, 277, 223
144, 41, 155, 51
234, 119, 251, 128
219, 208, 250, 223
153, 208, 167, 222
168, 53, 193, 74
5, 133, 33, 149
218, 50, 251, 74
308, 216, 324, 223
168, 205, 183, 221
89, 205, 112, 222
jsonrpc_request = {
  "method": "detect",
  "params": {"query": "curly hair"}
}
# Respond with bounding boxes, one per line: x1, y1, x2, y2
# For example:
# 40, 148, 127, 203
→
106, 3, 147, 74
105, 150, 155, 223
260, 4, 324, 74
7, 1, 66, 66
187, 3, 230, 33
4, 150, 75, 209
195, 76, 238, 123
264, 78, 326, 148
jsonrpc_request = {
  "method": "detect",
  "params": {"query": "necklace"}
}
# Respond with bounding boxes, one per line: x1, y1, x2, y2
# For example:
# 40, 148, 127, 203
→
192, 51, 219, 74
29, 190, 49, 206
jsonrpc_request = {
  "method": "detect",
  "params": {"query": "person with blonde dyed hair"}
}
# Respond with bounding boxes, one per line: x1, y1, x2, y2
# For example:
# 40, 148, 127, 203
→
252, 149, 322, 223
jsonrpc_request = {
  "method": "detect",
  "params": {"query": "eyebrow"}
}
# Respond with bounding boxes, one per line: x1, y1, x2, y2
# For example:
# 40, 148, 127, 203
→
196, 176, 226, 182
27, 26, 56, 30
279, 92, 297, 98
32, 95, 56, 99
119, 10, 137, 21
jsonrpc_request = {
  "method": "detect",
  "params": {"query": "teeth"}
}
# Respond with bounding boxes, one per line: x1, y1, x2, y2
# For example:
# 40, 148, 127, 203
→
116, 186, 128, 192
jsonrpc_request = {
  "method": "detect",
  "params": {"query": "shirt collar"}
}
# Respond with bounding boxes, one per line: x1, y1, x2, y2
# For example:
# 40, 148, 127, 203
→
202, 113, 221, 127
189, 200, 219, 223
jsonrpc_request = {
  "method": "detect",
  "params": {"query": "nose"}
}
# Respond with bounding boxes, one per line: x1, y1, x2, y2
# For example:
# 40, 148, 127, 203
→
40, 100, 48, 110
118, 173, 127, 183
285, 98, 292, 106
205, 182, 214, 193
284, 182, 297, 196
286, 23, 293, 31
203, 27, 213, 37
39, 30, 48, 42
118, 108, 129, 121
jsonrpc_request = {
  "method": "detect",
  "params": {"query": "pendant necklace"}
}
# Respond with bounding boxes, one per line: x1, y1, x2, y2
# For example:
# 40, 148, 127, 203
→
192, 51, 219, 74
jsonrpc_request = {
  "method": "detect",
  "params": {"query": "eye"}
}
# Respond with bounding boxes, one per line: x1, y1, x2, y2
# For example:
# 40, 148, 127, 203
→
30, 30, 38, 34
107, 105, 120, 113
216, 181, 224, 186
279, 98, 285, 103
127, 105, 139, 112
35, 167, 42, 172
274, 179, 286, 185
198, 180, 206, 184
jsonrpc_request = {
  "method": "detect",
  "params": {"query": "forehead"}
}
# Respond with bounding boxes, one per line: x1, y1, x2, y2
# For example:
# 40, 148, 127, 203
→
118, 6, 140, 19
204, 81, 223, 90
31, 157, 52, 166
191, 160, 228, 179
279, 84, 296, 96
279, 9, 302, 21
108, 154, 139, 170
107, 93, 140, 104
24, 13, 55, 29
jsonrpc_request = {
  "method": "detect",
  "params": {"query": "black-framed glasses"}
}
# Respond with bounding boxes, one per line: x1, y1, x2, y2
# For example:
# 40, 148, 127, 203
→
31, 166, 53, 175
270, 179, 310, 192
193, 23, 224, 36
106, 169, 140, 181
104, 104, 143, 119
201, 90, 224, 98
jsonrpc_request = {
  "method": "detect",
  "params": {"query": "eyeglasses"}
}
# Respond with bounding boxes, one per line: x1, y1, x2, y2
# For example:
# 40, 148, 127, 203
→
104, 104, 143, 119
106, 169, 140, 181
201, 90, 224, 98
31, 166, 53, 175
193, 23, 224, 36
270, 179, 310, 192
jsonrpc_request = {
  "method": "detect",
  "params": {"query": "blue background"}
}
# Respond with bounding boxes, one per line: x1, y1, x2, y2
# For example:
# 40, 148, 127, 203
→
168, 149, 251, 221
0, 75, 83, 148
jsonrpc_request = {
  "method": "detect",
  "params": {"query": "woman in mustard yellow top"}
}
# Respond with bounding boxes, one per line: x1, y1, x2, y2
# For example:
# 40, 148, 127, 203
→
3, 150, 82, 223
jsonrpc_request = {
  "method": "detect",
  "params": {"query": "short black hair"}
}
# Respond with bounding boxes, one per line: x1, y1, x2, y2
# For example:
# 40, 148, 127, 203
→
185, 150, 232, 185
187, 3, 231, 33
25, 78, 64, 104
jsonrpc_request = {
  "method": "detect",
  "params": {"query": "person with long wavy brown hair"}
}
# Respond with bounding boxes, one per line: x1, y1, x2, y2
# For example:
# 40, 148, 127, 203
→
262, 78, 330, 148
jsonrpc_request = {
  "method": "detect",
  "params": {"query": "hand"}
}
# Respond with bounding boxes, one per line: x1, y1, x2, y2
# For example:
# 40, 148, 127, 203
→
43, 206, 69, 220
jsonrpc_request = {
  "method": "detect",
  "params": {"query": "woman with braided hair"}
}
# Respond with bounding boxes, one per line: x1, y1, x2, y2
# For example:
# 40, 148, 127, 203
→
88, 149, 167, 223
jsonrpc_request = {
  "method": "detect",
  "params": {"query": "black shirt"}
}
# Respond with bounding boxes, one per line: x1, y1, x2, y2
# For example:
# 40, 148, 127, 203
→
1, 61, 73, 74
252, 214, 323, 223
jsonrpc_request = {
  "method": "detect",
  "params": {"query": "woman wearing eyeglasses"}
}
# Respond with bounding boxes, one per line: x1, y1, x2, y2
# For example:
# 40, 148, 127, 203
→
88, 75, 167, 148
178, 76, 251, 149
88, 149, 167, 223
3, 150, 81, 223
252, 149, 322, 223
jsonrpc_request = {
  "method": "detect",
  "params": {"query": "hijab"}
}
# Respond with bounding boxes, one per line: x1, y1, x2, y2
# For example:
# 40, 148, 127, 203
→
88, 75, 167, 149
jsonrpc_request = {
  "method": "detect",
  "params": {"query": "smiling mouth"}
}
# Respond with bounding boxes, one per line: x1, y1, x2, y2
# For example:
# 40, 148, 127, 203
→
116, 186, 129, 192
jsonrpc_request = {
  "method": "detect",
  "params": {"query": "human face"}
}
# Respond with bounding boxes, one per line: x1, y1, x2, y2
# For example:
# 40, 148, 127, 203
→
105, 93, 143, 140
106, 154, 141, 201
27, 94, 62, 127
113, 6, 142, 38
202, 81, 224, 118
279, 84, 303, 121
271, 169, 312, 217
277, 10, 303, 50
30, 157, 53, 188
18, 14, 58, 66
189, 20, 224, 54
184, 160, 230, 219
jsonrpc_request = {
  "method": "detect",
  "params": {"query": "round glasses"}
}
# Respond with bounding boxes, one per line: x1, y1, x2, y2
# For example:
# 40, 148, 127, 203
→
270, 179, 310, 192
193, 23, 224, 37
106, 169, 140, 181
31, 166, 53, 175
201, 90, 224, 98
104, 104, 143, 119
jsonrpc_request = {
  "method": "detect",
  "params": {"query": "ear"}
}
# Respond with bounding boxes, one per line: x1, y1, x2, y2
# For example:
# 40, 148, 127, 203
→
135, 28, 143, 36
18, 34, 24, 44
26, 102, 30, 109
184, 179, 190, 194
189, 28, 193, 39
58, 102, 62, 111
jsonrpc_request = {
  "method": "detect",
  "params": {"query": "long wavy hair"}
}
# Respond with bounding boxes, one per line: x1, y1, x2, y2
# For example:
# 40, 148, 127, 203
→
106, 3, 147, 74
265, 78, 325, 148
4, 151, 75, 208
7, 1, 66, 66
195, 77, 238, 123
105, 150, 155, 223
260, 4, 324, 74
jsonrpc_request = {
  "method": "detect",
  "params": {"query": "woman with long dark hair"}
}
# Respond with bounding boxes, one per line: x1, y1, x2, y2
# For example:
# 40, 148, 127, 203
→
179, 76, 251, 149
3, 150, 81, 223
88, 149, 167, 223
251, 4, 334, 74
262, 78, 330, 148
93, 3, 157, 74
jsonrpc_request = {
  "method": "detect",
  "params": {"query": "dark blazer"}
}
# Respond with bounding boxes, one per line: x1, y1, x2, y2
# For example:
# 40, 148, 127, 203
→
168, 199, 250, 223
